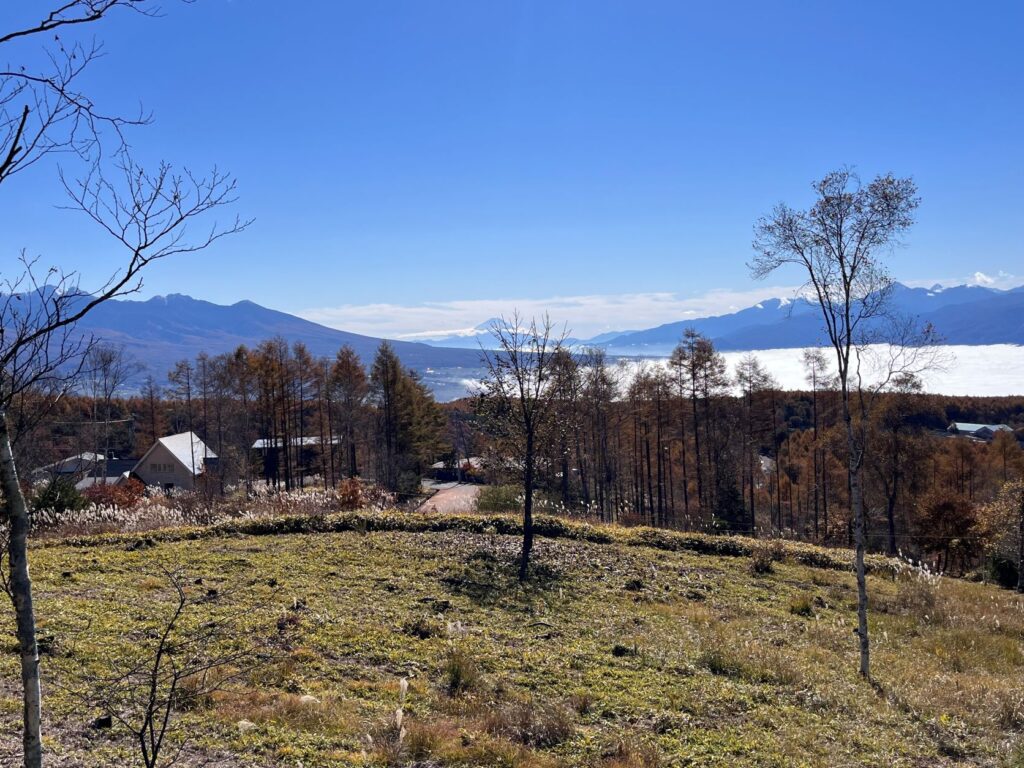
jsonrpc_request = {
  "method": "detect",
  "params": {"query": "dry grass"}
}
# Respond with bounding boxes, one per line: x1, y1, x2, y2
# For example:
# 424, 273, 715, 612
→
214, 689, 363, 737
596, 736, 664, 768
444, 647, 485, 696
7, 513, 1024, 766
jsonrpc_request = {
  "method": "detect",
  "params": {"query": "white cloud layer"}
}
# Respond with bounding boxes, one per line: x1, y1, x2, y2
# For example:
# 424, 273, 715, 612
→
300, 270, 1023, 342
299, 285, 801, 340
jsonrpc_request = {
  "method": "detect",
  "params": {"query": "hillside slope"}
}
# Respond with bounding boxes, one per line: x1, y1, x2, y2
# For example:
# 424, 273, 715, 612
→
8, 290, 482, 388
4, 515, 1022, 767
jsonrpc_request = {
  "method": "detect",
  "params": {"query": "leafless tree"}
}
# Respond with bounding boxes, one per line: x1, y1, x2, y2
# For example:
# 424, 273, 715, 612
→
479, 313, 566, 581
802, 348, 833, 541
751, 168, 941, 679
70, 568, 258, 768
0, 4, 248, 765
85, 343, 141, 479
734, 354, 774, 536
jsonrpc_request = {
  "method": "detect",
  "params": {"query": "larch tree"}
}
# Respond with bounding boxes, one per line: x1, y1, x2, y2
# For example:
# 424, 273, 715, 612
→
85, 343, 139, 480
370, 342, 403, 491
802, 348, 832, 540
330, 345, 368, 478
734, 354, 774, 536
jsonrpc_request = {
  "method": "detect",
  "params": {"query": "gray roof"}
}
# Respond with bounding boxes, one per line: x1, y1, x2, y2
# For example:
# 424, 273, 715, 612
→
949, 422, 1013, 434
33, 452, 103, 476
75, 473, 130, 491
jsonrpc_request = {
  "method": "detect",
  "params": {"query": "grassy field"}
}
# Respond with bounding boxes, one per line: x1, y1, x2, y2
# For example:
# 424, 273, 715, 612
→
2, 511, 1023, 767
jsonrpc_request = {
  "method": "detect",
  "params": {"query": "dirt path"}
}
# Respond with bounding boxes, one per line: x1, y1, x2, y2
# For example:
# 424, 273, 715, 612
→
417, 483, 481, 514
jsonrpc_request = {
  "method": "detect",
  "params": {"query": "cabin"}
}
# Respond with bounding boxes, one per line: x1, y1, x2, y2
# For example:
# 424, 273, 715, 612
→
251, 435, 340, 485
31, 452, 104, 483
132, 431, 216, 491
947, 422, 1014, 442
428, 456, 485, 483
32, 452, 135, 489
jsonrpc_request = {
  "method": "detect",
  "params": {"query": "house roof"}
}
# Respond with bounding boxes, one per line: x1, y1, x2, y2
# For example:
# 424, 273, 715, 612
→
251, 436, 340, 449
75, 472, 130, 491
430, 456, 485, 471
33, 452, 103, 476
950, 422, 1013, 434
133, 432, 216, 477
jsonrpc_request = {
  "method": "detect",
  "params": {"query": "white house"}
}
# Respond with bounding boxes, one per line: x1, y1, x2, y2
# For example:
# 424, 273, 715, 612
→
132, 432, 216, 491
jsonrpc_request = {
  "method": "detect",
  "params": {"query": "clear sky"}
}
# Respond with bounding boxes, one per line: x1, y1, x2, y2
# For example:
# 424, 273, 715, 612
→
2, 1, 1022, 338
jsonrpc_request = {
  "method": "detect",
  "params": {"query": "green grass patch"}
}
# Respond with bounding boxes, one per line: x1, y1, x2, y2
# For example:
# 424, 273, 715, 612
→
3, 511, 1022, 766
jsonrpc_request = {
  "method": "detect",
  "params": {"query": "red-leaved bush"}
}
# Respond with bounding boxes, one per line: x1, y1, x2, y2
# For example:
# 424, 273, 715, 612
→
82, 477, 145, 509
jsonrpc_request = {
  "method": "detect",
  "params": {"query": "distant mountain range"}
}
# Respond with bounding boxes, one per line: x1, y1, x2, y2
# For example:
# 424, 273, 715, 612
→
422, 283, 1024, 356
7, 282, 1022, 400
8, 292, 482, 399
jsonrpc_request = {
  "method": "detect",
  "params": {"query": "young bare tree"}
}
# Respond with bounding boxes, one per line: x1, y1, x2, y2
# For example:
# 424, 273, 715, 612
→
479, 314, 566, 581
0, 5, 247, 764
751, 168, 939, 679
73, 568, 258, 768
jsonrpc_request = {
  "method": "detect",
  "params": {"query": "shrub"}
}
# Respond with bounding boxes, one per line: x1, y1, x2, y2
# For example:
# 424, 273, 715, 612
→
33, 478, 85, 515
788, 593, 814, 617
749, 541, 783, 575
402, 614, 444, 640
336, 478, 364, 509
477, 485, 521, 513
444, 648, 483, 695
482, 697, 576, 747
82, 478, 145, 509
988, 556, 1019, 589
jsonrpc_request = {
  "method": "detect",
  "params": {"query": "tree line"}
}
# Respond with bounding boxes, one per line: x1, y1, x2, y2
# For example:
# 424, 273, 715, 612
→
21, 340, 448, 498
469, 328, 1024, 568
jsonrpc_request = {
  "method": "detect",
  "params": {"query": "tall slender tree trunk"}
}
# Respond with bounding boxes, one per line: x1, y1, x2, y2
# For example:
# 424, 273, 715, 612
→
812, 384, 820, 540
822, 462, 829, 542
885, 488, 898, 557
1016, 491, 1024, 594
748, 451, 756, 536
0, 409, 43, 768
678, 407, 690, 519
843, 395, 870, 679
644, 420, 655, 525
520, 430, 535, 582
690, 389, 703, 514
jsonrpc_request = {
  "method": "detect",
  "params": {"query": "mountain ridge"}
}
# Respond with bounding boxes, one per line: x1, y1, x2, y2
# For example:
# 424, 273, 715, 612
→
6, 283, 1021, 399
418, 282, 1024, 355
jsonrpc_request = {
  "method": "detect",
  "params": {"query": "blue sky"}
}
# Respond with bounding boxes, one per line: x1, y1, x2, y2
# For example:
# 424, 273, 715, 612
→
1, 0, 1022, 338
